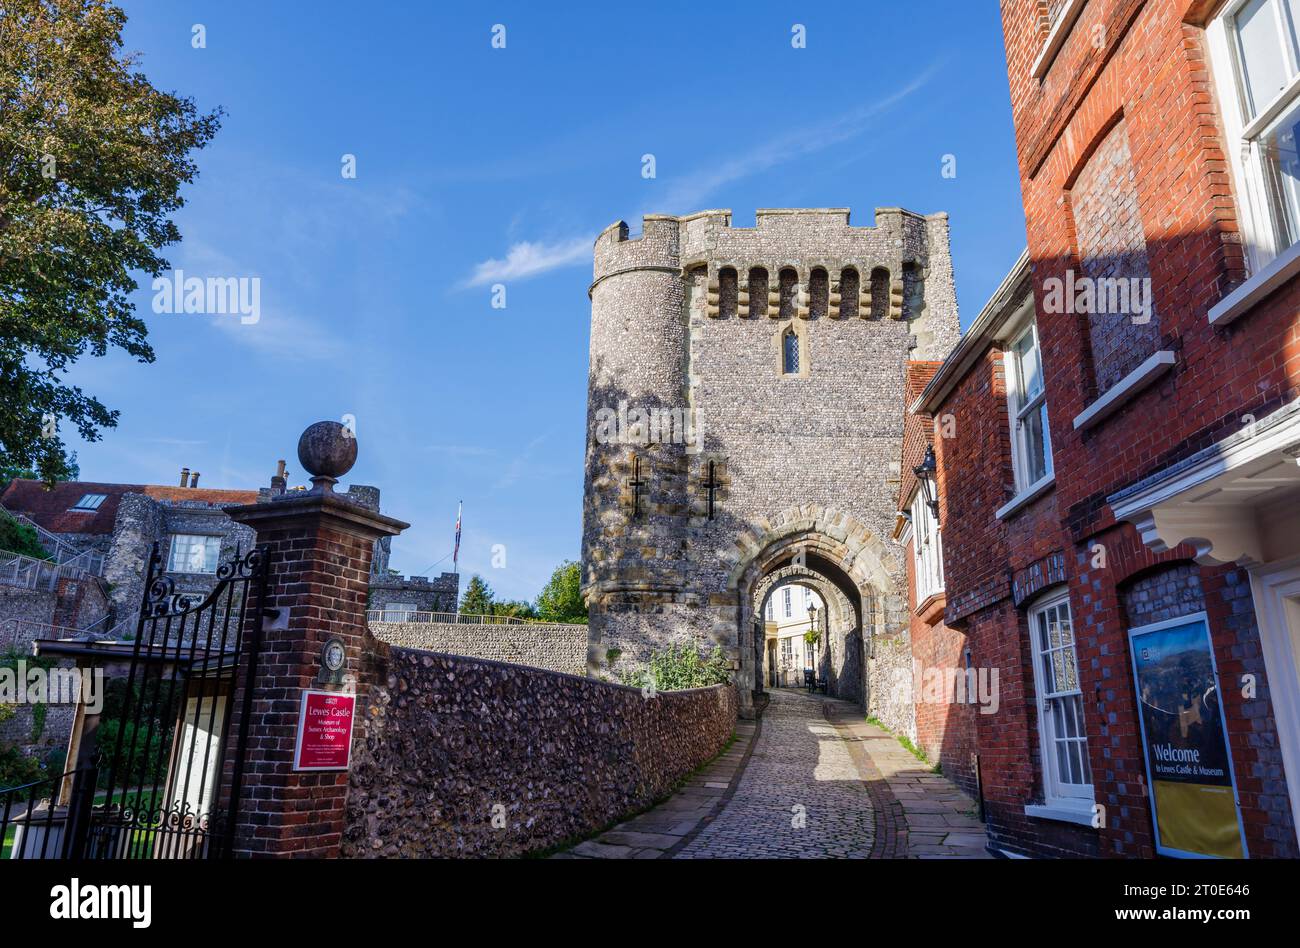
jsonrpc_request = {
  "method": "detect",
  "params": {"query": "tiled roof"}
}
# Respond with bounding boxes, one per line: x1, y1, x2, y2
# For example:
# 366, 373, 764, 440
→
0, 479, 259, 536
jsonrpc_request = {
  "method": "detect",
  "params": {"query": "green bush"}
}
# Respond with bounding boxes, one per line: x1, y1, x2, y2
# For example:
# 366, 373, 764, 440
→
0, 511, 50, 560
0, 745, 47, 798
619, 642, 732, 692
93, 718, 173, 790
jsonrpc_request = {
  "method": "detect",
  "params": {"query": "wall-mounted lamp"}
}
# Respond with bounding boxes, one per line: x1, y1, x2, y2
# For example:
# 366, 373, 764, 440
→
913, 445, 940, 525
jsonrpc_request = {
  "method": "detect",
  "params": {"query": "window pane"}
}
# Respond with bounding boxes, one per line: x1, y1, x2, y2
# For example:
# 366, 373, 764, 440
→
1049, 648, 1068, 693
1022, 398, 1049, 484
1014, 329, 1043, 400
1289, 0, 1300, 57
1061, 646, 1079, 690
1055, 731, 1071, 785
782, 331, 800, 374
1236, 0, 1291, 117
1069, 738, 1085, 784
1260, 96, 1300, 247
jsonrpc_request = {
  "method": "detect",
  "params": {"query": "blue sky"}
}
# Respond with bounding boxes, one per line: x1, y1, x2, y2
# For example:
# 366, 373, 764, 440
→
64, 1, 1028, 602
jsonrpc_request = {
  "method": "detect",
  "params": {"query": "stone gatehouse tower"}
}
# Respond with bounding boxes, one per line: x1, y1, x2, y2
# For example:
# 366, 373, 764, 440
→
581, 207, 960, 717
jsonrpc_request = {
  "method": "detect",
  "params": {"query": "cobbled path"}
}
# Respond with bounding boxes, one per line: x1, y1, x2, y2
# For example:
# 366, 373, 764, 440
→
559, 687, 990, 859
673, 689, 875, 858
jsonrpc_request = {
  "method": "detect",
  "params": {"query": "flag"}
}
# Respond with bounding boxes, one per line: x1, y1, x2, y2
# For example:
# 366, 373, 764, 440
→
452, 501, 462, 574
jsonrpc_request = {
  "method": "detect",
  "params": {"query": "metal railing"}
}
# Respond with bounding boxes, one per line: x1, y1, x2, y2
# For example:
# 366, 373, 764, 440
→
0, 505, 103, 575
0, 767, 97, 860
366, 609, 587, 627
0, 549, 97, 592
2, 614, 128, 649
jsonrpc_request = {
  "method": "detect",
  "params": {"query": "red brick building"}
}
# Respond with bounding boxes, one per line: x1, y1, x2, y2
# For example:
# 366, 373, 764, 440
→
895, 361, 980, 801
908, 0, 1300, 857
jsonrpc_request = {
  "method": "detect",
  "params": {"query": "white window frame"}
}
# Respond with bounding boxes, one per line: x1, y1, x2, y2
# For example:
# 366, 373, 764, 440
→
910, 490, 944, 604
166, 533, 221, 575
783, 587, 792, 618
1026, 590, 1095, 813
1031, 0, 1087, 79
1002, 317, 1055, 498
1207, 0, 1300, 273
69, 493, 106, 512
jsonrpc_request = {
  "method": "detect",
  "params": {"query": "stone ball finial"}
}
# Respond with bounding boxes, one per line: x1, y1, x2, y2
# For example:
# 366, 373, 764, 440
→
297, 421, 357, 493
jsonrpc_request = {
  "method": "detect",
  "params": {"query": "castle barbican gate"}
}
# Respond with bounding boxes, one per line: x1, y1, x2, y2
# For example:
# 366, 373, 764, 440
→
581, 208, 960, 717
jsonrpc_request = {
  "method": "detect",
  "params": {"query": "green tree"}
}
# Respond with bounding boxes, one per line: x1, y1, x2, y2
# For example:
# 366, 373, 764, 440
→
459, 575, 494, 616
491, 599, 536, 620
0, 458, 77, 493
0, 0, 223, 483
534, 560, 587, 624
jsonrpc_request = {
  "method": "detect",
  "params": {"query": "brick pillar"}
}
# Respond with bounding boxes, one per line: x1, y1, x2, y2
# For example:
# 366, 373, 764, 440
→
223, 490, 407, 857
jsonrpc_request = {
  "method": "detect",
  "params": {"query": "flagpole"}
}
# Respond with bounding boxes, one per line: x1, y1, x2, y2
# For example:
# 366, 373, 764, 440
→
453, 500, 462, 576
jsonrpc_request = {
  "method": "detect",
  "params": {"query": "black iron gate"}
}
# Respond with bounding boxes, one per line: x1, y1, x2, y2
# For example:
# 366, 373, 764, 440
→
1, 542, 271, 859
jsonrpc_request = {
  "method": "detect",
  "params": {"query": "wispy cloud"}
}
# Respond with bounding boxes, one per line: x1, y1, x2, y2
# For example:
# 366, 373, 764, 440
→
494, 432, 551, 490
654, 64, 941, 214
171, 239, 346, 363
459, 236, 592, 289
458, 64, 941, 292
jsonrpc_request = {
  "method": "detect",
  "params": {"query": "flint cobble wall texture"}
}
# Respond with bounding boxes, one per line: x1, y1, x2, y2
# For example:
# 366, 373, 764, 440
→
866, 631, 914, 740
583, 208, 960, 713
342, 648, 737, 858
369, 621, 589, 676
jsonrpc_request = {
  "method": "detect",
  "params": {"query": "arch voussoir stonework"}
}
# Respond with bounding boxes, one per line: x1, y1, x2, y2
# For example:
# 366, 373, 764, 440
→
716, 505, 903, 711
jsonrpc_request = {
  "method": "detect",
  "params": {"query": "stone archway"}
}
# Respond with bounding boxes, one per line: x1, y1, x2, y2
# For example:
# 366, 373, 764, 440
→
753, 567, 854, 691
725, 506, 902, 716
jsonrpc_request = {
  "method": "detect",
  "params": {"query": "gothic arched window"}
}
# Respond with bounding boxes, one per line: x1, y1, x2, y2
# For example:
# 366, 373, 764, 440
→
782, 328, 800, 375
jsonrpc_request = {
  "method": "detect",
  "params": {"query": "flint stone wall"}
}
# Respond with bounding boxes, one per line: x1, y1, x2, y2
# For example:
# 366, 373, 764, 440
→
342, 648, 737, 858
370, 621, 588, 676
867, 630, 915, 741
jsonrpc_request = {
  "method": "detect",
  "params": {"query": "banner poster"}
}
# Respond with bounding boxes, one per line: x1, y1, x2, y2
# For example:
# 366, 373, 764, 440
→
1128, 613, 1246, 859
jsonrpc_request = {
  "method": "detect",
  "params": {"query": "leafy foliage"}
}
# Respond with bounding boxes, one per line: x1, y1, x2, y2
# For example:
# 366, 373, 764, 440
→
93, 717, 172, 790
0, 744, 45, 796
0, 0, 223, 481
0, 510, 50, 559
91, 672, 178, 788
619, 642, 733, 692
534, 560, 587, 624
0, 649, 58, 791
490, 599, 536, 619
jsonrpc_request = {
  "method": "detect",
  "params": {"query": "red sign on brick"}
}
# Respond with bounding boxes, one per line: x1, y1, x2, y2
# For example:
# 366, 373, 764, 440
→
293, 690, 355, 771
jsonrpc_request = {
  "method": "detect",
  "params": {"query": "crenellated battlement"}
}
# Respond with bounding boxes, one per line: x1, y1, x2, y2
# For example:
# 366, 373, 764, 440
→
591, 207, 950, 325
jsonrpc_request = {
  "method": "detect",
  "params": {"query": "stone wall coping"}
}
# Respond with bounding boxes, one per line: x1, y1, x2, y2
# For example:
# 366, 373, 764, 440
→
389, 643, 734, 700
225, 490, 408, 539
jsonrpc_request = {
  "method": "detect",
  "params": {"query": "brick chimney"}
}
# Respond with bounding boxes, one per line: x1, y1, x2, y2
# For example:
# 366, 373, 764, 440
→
179, 467, 190, 487
189, 471, 200, 488
270, 459, 287, 495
